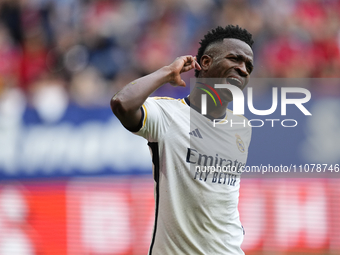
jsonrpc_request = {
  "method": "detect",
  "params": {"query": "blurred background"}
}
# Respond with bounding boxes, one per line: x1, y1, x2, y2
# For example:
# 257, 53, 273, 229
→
0, 0, 339, 254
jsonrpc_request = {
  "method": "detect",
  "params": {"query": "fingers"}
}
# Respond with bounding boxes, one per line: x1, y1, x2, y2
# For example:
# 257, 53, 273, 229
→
194, 57, 201, 70
179, 79, 186, 87
187, 56, 201, 70
168, 55, 201, 87
172, 55, 201, 73
181, 64, 194, 73
180, 56, 201, 73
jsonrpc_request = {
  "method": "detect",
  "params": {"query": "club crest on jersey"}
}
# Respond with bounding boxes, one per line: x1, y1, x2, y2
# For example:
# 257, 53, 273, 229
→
235, 134, 245, 153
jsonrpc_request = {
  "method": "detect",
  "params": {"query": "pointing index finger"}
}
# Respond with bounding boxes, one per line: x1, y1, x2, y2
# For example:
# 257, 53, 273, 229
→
194, 57, 201, 70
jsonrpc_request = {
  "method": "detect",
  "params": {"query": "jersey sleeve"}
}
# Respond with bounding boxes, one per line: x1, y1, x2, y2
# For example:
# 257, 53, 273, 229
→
133, 97, 175, 142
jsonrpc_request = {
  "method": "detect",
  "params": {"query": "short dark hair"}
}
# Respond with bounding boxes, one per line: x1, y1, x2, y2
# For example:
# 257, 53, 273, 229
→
195, 25, 254, 77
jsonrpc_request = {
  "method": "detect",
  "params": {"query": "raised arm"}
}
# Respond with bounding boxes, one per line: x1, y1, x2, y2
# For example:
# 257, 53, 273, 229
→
110, 55, 201, 131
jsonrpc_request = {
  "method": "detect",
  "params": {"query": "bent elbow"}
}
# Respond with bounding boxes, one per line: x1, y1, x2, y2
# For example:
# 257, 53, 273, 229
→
110, 96, 142, 131
110, 96, 125, 118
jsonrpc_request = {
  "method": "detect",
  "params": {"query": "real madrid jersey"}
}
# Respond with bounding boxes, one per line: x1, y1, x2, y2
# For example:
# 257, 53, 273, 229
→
134, 96, 252, 255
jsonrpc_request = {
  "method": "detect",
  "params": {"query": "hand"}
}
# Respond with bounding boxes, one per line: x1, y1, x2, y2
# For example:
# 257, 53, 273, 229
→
167, 55, 201, 87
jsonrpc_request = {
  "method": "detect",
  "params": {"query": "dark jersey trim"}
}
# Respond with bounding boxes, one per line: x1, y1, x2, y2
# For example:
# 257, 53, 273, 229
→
184, 96, 226, 120
148, 142, 160, 255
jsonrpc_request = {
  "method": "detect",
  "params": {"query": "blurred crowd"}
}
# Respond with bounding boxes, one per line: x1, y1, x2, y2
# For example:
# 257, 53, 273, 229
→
0, 0, 339, 113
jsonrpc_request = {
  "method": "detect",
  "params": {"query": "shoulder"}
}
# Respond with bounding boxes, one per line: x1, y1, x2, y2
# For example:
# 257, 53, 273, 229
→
145, 96, 187, 109
141, 96, 188, 124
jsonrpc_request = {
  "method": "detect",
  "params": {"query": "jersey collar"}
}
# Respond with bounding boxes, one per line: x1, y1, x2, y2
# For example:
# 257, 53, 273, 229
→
184, 96, 227, 121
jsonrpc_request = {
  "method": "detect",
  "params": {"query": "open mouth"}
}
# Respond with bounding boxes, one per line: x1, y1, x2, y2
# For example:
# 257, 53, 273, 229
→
226, 77, 242, 87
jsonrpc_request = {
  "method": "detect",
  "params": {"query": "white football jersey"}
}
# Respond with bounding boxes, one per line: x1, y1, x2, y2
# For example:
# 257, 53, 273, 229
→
135, 97, 252, 255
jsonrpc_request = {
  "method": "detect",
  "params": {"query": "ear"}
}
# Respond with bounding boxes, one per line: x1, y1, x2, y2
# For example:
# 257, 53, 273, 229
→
200, 55, 212, 71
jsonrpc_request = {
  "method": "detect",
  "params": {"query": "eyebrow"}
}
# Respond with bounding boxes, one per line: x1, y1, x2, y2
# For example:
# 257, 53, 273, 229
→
228, 53, 254, 71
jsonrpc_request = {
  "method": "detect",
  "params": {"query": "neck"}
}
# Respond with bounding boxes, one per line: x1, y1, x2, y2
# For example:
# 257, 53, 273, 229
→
188, 90, 229, 119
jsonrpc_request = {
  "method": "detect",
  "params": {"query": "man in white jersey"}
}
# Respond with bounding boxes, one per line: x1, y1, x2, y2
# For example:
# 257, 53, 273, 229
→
111, 25, 254, 254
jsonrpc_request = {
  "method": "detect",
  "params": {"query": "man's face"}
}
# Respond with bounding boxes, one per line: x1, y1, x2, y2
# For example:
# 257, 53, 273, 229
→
200, 38, 254, 103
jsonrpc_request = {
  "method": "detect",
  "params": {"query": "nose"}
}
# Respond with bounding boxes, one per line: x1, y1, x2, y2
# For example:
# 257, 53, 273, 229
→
234, 62, 248, 77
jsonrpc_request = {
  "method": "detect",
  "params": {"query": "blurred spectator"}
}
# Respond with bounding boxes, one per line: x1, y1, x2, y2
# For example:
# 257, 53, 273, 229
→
0, 0, 339, 105
69, 67, 107, 107
30, 73, 68, 123
0, 23, 20, 93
